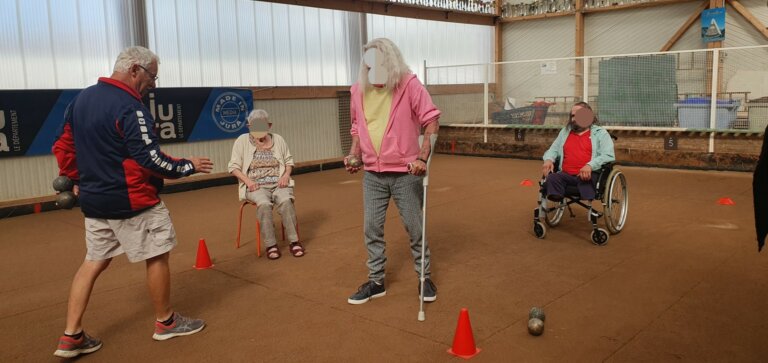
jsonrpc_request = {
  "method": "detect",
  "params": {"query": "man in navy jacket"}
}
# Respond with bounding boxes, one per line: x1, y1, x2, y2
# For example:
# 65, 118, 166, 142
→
52, 46, 213, 358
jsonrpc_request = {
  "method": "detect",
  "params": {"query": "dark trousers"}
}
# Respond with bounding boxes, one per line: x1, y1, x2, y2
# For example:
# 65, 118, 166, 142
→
545, 171, 597, 201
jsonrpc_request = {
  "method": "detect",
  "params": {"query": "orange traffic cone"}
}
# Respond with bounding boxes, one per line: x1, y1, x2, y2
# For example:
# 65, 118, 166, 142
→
717, 197, 735, 205
520, 179, 533, 186
448, 308, 481, 359
193, 239, 214, 270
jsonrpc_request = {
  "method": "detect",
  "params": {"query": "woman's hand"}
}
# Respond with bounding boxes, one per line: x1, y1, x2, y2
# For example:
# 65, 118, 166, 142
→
278, 174, 290, 188
246, 180, 259, 192
542, 160, 554, 177
408, 159, 427, 176
344, 155, 363, 174
579, 164, 593, 181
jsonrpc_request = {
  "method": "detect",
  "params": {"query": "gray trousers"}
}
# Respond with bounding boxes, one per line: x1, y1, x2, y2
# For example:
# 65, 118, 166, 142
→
363, 171, 430, 283
246, 185, 297, 247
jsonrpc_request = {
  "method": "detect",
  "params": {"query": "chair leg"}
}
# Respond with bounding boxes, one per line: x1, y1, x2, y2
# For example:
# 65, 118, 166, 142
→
236, 202, 247, 249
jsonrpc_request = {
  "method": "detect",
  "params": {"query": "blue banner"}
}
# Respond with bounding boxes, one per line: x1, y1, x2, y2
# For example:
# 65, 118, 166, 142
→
0, 87, 253, 158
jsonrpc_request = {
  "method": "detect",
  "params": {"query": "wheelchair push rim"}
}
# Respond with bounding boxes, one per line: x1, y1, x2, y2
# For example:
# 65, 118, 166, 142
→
603, 169, 628, 234
542, 197, 565, 227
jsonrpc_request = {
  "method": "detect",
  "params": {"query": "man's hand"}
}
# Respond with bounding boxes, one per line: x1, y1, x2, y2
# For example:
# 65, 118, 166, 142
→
579, 164, 593, 181
278, 174, 290, 188
190, 157, 213, 174
344, 154, 362, 174
408, 159, 427, 176
542, 160, 555, 177
245, 180, 259, 192
72, 184, 80, 197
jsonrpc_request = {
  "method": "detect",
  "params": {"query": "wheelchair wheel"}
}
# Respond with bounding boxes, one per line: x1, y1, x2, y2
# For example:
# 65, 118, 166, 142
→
603, 169, 628, 235
591, 228, 609, 246
533, 221, 547, 239
542, 198, 565, 227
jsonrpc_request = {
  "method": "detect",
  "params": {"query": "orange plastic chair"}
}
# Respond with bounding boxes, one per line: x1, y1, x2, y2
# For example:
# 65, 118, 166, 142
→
235, 201, 300, 257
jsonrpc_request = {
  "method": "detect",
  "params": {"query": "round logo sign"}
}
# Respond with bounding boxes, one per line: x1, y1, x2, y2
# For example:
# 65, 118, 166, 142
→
212, 92, 248, 133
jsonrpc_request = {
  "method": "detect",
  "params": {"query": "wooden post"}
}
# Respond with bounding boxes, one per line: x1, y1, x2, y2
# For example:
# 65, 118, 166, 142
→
575, 0, 585, 101
495, 1, 503, 105
705, 0, 724, 98
727, 0, 768, 40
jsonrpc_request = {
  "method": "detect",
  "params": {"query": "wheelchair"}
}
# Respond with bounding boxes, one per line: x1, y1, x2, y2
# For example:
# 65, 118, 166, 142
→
532, 161, 628, 246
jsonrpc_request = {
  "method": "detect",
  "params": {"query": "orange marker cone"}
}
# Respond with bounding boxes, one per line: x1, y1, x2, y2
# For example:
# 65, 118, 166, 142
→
520, 179, 533, 186
717, 197, 735, 206
448, 308, 481, 359
193, 239, 214, 269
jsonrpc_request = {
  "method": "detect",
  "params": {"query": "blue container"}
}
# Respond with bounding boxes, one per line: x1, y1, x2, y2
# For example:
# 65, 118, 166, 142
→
674, 100, 740, 129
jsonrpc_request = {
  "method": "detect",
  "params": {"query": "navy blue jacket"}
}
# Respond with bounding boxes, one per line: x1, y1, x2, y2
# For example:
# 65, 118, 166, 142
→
53, 78, 195, 219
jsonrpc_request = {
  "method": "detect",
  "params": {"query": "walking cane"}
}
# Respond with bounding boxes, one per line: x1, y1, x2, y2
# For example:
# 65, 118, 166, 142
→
418, 134, 437, 322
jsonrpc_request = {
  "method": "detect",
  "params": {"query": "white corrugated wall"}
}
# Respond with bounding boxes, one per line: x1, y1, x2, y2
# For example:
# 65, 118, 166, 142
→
251, 99, 342, 163
367, 14, 494, 83
585, 2, 705, 55
501, 16, 575, 103
145, 0, 357, 87
721, 0, 768, 101
0, 0, 137, 89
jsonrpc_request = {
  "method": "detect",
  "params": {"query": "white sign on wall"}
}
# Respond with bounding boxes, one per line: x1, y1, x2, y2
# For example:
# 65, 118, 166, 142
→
540, 62, 557, 75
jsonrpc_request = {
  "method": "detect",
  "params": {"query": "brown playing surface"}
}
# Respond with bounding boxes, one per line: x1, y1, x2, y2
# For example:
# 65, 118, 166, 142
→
1, 155, 766, 361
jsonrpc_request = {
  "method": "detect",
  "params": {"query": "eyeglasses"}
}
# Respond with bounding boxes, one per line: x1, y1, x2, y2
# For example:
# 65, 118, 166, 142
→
137, 65, 158, 81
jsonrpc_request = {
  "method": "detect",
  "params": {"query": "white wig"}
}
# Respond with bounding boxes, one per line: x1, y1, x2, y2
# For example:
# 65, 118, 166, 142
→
247, 109, 269, 124
357, 38, 411, 91
113, 46, 160, 73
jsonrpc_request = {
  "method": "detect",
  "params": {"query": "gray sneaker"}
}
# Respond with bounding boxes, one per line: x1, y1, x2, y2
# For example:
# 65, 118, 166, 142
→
419, 278, 437, 302
152, 312, 205, 341
53, 332, 102, 358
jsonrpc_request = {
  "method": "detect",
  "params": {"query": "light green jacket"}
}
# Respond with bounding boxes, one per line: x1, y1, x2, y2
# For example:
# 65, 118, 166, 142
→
543, 124, 615, 171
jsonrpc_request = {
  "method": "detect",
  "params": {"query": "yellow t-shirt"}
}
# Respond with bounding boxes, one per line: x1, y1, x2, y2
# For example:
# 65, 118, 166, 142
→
363, 86, 393, 154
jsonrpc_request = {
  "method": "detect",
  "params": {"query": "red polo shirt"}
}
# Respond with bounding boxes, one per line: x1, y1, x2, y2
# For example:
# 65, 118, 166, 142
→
562, 129, 592, 175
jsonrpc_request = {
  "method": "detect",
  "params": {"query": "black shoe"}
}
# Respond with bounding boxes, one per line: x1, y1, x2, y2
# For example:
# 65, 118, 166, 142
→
419, 278, 437, 302
347, 280, 386, 305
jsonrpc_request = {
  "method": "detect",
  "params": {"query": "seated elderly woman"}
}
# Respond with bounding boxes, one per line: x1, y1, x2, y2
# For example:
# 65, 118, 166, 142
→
541, 102, 615, 206
228, 109, 304, 259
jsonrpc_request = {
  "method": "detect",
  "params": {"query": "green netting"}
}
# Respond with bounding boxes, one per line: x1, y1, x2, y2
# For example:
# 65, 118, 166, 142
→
597, 54, 678, 126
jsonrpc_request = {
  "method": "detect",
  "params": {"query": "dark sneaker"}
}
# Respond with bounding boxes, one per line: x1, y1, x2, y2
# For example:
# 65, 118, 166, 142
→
347, 280, 386, 304
152, 312, 205, 341
419, 278, 437, 302
53, 332, 102, 358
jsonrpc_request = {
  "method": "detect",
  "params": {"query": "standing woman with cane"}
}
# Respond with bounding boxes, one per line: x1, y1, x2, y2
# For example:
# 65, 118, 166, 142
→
343, 38, 441, 307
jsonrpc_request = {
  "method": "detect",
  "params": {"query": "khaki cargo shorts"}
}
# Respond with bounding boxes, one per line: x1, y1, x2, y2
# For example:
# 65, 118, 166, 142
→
84, 202, 178, 263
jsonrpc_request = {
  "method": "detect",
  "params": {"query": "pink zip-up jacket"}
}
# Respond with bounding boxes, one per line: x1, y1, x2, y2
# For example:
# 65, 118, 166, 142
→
350, 74, 441, 172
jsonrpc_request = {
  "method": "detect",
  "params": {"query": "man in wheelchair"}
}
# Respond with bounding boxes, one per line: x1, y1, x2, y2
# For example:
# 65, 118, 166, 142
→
534, 102, 627, 245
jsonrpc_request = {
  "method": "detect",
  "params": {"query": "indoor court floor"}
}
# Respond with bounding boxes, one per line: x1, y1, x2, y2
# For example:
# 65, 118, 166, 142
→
2, 154, 766, 362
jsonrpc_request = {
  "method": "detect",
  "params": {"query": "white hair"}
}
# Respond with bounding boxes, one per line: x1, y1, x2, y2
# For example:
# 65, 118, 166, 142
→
357, 38, 411, 91
247, 109, 269, 124
113, 46, 159, 73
